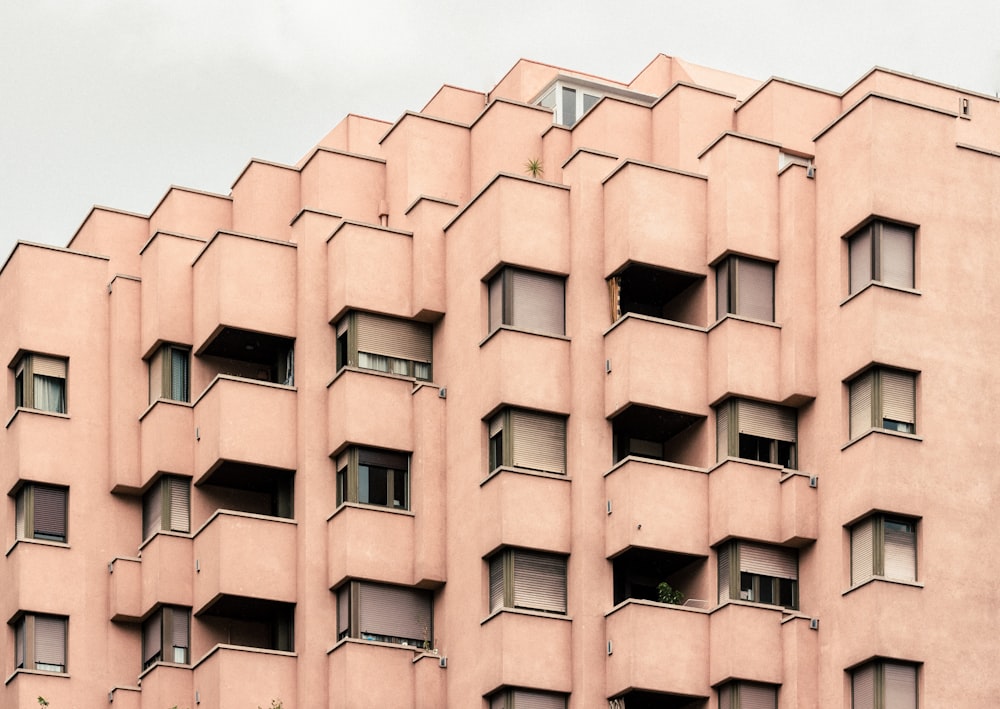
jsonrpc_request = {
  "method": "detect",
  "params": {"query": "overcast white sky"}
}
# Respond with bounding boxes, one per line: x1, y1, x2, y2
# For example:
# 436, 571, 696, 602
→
2, 0, 999, 257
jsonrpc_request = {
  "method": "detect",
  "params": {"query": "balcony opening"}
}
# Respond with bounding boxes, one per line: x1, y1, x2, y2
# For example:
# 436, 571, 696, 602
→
198, 327, 295, 386
197, 596, 294, 652
612, 404, 703, 467
612, 547, 707, 608
612, 690, 707, 709
610, 264, 704, 327
198, 462, 294, 520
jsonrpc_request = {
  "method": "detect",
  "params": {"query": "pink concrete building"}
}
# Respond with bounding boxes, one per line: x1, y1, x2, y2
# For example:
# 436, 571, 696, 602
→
2, 53, 998, 708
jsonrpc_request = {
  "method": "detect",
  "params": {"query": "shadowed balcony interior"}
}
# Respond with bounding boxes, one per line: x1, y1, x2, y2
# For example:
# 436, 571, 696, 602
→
196, 596, 294, 652
198, 326, 295, 385
611, 404, 703, 465
612, 547, 706, 606
610, 263, 704, 327
612, 690, 707, 709
198, 462, 294, 519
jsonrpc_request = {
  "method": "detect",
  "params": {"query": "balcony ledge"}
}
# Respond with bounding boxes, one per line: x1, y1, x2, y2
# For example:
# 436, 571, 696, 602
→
480, 607, 572, 626
841, 576, 924, 597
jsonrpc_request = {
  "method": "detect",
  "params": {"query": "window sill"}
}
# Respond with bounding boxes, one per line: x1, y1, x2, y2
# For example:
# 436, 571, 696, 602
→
480, 607, 572, 626
603, 312, 707, 337
327, 365, 434, 389
479, 325, 570, 348
5, 667, 70, 685
5, 537, 70, 557
842, 576, 924, 597
326, 501, 415, 522
841, 428, 923, 451
138, 660, 190, 680
840, 281, 921, 307
5, 406, 70, 429
480, 466, 570, 487
708, 456, 795, 475
139, 397, 193, 421
711, 599, 791, 615
326, 636, 433, 656
707, 314, 781, 331
604, 456, 708, 478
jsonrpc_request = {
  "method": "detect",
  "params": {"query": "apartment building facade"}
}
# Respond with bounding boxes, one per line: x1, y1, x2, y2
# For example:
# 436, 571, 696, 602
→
3, 53, 999, 708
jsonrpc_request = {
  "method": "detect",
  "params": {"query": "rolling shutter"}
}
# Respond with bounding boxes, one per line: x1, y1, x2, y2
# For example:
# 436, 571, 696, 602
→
717, 404, 730, 461
510, 270, 565, 335
852, 664, 875, 709
737, 401, 796, 442
736, 259, 774, 321
489, 554, 505, 611
716, 259, 730, 319
718, 544, 731, 604
143, 481, 162, 540
358, 583, 430, 643
884, 521, 916, 582
512, 550, 566, 613
489, 274, 504, 332
880, 223, 914, 289
167, 477, 190, 533
739, 543, 797, 580
32, 356, 66, 378
880, 370, 915, 426
34, 616, 66, 669
355, 313, 432, 363
143, 612, 162, 665
34, 486, 66, 540
740, 683, 777, 709
851, 517, 874, 585
169, 348, 190, 401
170, 608, 189, 655
850, 372, 874, 439
15, 489, 26, 538
510, 410, 566, 474
884, 662, 917, 709
337, 586, 349, 637
513, 690, 566, 709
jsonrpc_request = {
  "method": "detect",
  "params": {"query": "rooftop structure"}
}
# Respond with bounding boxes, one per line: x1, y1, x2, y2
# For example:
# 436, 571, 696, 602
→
3, 53, 1000, 708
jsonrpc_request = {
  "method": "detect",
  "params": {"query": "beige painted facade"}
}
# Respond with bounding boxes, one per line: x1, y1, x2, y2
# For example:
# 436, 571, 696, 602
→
2, 53, 998, 708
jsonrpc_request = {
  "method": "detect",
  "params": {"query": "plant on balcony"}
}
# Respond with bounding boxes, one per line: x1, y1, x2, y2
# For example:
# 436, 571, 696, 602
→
258, 701, 283, 709
524, 158, 544, 178
37, 699, 49, 708
656, 581, 685, 605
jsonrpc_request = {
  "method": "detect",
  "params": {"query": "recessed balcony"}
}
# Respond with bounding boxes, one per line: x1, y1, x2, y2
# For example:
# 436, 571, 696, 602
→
192, 644, 296, 709
605, 600, 710, 699
605, 315, 709, 419
605, 458, 708, 558
479, 469, 572, 555
611, 404, 706, 469
708, 459, 817, 546
192, 511, 297, 614
192, 376, 296, 480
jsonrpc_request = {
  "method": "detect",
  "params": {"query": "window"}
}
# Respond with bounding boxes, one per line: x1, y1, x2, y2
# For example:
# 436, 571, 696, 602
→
851, 515, 917, 585
142, 476, 190, 541
537, 81, 602, 127
148, 344, 190, 403
15, 484, 67, 543
13, 353, 66, 413
336, 581, 432, 648
488, 408, 566, 475
718, 681, 778, 709
715, 256, 774, 322
336, 447, 409, 510
488, 267, 565, 336
716, 399, 797, 468
142, 606, 190, 668
718, 541, 798, 609
489, 689, 567, 709
849, 368, 916, 438
489, 548, 567, 614
852, 660, 917, 709
336, 312, 432, 381
13, 614, 66, 673
848, 220, 915, 294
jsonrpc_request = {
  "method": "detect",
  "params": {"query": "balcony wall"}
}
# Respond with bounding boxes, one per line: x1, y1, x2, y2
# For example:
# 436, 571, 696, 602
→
479, 612, 573, 694
651, 84, 737, 173
109, 556, 142, 621
604, 316, 708, 418
833, 287, 925, 377
707, 317, 782, 404
299, 148, 385, 224
2, 410, 73, 493
148, 186, 232, 240
837, 580, 928, 668
478, 329, 571, 416
2, 541, 78, 619
139, 533, 193, 613
230, 160, 300, 242
470, 100, 551, 192
605, 601, 710, 698
192, 512, 297, 613
327, 221, 415, 322
328, 641, 445, 709
572, 98, 652, 163
193, 377, 296, 480
192, 232, 297, 353
192, 645, 296, 709
327, 506, 417, 589
328, 370, 415, 455
479, 470, 572, 555
602, 161, 708, 278
835, 432, 928, 526
605, 459, 708, 558
138, 663, 193, 709
3, 671, 75, 709
139, 401, 194, 488
709, 603, 784, 686
138, 231, 204, 357
709, 459, 817, 546
444, 174, 570, 282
